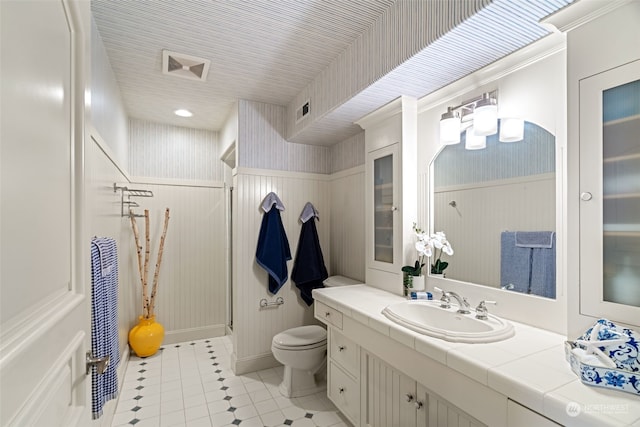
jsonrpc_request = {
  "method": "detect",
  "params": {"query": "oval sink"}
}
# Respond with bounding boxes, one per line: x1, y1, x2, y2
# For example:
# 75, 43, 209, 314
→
381, 300, 514, 343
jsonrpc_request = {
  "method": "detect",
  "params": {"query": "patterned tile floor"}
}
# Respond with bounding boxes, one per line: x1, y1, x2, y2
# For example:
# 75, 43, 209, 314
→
111, 336, 351, 427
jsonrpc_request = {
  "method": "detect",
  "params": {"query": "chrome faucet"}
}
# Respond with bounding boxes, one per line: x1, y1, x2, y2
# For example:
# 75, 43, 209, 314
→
475, 300, 497, 320
434, 287, 471, 314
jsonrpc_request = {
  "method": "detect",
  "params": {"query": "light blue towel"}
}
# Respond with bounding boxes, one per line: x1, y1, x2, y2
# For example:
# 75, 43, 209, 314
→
500, 231, 556, 298
90, 237, 120, 419
515, 231, 555, 248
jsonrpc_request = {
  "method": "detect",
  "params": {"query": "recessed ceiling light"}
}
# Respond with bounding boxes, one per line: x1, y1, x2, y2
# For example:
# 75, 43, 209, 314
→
174, 109, 193, 117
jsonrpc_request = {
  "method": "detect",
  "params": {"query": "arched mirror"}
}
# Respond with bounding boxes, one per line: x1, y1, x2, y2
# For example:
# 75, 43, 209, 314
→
431, 120, 556, 298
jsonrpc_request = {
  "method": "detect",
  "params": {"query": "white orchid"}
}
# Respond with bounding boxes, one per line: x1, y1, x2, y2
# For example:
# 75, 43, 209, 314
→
403, 223, 454, 276
402, 223, 453, 276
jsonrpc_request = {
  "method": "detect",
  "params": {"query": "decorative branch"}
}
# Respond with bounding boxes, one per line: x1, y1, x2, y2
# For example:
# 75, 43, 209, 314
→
129, 207, 171, 320
129, 211, 145, 315
149, 208, 170, 317
143, 209, 151, 318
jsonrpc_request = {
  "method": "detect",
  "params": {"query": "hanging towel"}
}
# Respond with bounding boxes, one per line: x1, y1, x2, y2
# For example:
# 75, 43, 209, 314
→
261, 192, 285, 212
90, 237, 120, 419
256, 201, 291, 294
515, 231, 555, 248
500, 232, 531, 294
300, 202, 319, 223
500, 231, 556, 298
291, 215, 328, 305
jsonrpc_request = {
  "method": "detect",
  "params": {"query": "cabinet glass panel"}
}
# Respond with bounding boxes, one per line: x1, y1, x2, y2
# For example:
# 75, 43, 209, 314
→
374, 154, 393, 263
602, 78, 640, 307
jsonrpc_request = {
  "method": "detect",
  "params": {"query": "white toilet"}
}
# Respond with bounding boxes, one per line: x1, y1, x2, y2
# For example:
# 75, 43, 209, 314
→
271, 275, 360, 398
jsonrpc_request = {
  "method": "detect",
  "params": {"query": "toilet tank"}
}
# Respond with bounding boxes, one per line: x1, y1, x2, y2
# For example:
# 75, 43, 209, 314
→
323, 275, 361, 287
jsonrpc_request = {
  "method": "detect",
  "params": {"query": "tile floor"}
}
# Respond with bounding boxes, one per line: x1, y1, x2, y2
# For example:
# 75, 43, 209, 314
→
111, 336, 351, 427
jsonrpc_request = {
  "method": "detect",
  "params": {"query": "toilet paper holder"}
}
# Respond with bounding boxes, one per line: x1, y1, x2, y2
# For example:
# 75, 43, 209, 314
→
260, 297, 284, 308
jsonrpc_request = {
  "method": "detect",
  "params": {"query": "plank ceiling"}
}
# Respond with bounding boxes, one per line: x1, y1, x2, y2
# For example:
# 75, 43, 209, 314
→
91, 0, 573, 146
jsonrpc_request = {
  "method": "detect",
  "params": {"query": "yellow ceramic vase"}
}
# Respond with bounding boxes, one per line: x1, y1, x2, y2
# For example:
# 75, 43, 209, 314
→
128, 315, 164, 357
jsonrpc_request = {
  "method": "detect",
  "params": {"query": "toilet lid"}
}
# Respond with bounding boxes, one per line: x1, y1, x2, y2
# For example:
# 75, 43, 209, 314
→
273, 325, 327, 347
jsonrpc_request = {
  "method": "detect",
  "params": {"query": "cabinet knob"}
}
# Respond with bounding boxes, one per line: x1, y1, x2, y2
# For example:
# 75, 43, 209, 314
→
405, 393, 414, 403
338, 345, 345, 352
325, 312, 331, 317
580, 192, 593, 201
415, 401, 423, 410
391, 206, 398, 211
339, 387, 345, 394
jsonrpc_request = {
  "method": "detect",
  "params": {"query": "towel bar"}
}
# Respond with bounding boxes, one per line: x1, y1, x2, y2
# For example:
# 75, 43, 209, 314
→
260, 297, 284, 308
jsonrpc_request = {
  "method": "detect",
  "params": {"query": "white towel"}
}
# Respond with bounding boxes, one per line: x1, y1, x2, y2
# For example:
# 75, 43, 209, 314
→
261, 192, 285, 212
299, 202, 319, 223
90, 237, 120, 419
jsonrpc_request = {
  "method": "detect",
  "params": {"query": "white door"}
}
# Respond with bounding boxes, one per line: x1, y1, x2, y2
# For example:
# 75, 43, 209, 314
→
1, 0, 91, 425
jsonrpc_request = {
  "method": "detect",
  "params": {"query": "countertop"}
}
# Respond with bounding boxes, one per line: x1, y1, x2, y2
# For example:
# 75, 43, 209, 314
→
313, 285, 640, 427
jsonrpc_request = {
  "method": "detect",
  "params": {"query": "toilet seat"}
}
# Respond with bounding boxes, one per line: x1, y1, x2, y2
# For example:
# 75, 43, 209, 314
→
272, 325, 326, 350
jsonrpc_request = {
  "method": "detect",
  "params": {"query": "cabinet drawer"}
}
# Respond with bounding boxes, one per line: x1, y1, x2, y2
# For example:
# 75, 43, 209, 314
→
328, 361, 360, 425
315, 301, 343, 329
329, 329, 359, 378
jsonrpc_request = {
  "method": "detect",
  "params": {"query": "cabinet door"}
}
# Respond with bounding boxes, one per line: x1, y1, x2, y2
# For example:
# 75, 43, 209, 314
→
424, 386, 487, 427
362, 352, 417, 427
580, 60, 640, 323
367, 143, 401, 274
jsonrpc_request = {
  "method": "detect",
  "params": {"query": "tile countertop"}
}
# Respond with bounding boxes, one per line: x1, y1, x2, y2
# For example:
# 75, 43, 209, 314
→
312, 285, 640, 427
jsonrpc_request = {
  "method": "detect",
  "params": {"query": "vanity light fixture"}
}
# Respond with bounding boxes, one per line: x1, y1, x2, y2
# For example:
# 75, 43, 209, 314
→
439, 107, 461, 145
438, 91, 499, 147
499, 117, 525, 142
174, 109, 193, 117
473, 93, 498, 136
465, 127, 486, 150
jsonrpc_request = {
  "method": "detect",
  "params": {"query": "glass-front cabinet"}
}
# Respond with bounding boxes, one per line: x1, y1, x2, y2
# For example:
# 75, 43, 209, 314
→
368, 143, 400, 271
580, 60, 640, 324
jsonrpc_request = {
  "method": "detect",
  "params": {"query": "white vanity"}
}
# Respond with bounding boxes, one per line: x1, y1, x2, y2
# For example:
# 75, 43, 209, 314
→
313, 285, 640, 427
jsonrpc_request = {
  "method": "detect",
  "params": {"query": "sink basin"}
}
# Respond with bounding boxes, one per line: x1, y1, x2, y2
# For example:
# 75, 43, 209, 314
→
381, 300, 514, 343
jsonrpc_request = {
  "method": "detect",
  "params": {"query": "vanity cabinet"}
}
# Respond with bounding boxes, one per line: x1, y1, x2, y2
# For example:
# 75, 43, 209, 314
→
316, 301, 361, 425
356, 96, 418, 293
362, 350, 485, 427
579, 59, 640, 324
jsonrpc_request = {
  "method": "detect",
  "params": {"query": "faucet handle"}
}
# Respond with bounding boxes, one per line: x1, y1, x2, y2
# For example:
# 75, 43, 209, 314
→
434, 287, 451, 308
475, 300, 496, 320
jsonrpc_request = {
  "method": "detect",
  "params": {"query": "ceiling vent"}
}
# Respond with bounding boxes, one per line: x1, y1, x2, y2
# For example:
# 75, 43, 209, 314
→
296, 100, 310, 123
162, 50, 210, 81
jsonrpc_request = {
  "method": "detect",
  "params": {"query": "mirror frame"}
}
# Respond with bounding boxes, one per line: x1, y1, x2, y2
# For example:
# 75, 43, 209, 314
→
426, 120, 566, 333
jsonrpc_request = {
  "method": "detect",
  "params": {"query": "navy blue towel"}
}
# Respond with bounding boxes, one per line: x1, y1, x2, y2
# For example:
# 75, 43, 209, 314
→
256, 207, 291, 294
291, 218, 328, 305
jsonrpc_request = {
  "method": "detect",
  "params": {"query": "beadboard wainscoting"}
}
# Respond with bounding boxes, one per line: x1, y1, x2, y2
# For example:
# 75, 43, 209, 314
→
232, 168, 331, 374
126, 180, 228, 345
329, 166, 366, 282
433, 174, 556, 288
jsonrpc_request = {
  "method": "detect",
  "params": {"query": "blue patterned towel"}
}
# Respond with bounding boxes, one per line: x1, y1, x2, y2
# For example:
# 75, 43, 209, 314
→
90, 237, 120, 419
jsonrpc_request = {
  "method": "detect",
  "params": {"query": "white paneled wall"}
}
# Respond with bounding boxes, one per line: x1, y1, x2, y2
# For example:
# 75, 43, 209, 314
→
232, 169, 330, 373
434, 175, 556, 288
126, 182, 227, 343
90, 18, 128, 168
330, 166, 365, 282
86, 135, 138, 358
